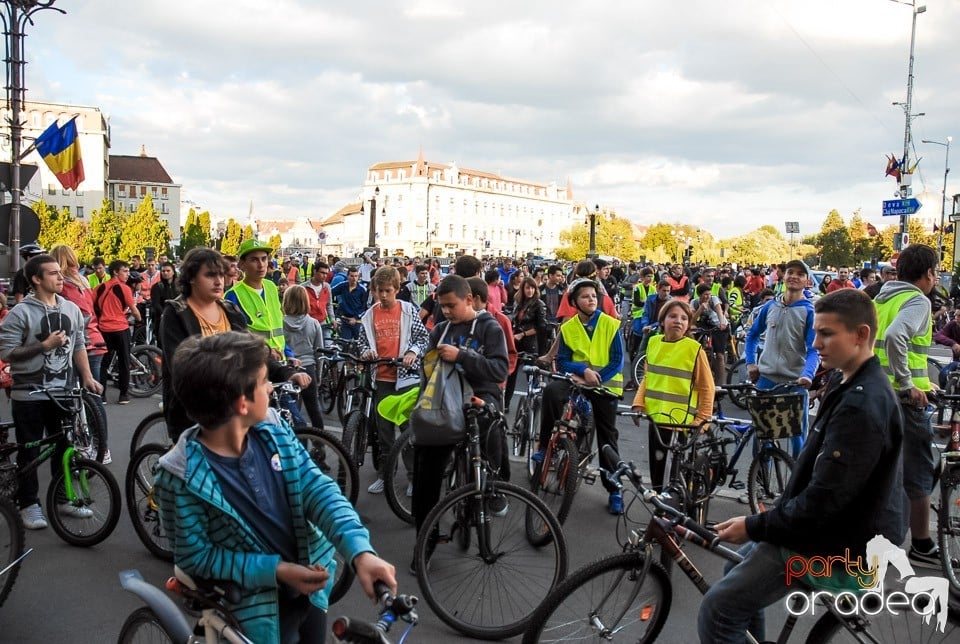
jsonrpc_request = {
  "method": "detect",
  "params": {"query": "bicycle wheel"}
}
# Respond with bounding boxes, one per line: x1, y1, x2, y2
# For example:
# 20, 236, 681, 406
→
129, 345, 163, 398
117, 606, 176, 644
527, 434, 579, 545
633, 352, 647, 388
75, 392, 107, 463
130, 411, 171, 459
126, 443, 172, 561
685, 451, 713, 526
384, 427, 416, 525
46, 456, 121, 547
0, 495, 25, 608
295, 428, 359, 506
340, 410, 367, 468
512, 403, 530, 457
336, 373, 357, 424
806, 591, 960, 643
522, 551, 672, 644
316, 360, 336, 415
939, 468, 960, 594
725, 358, 750, 409
747, 446, 794, 514
415, 481, 568, 639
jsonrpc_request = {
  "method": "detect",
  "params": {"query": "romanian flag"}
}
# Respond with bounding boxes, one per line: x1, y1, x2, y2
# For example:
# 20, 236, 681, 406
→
34, 118, 84, 190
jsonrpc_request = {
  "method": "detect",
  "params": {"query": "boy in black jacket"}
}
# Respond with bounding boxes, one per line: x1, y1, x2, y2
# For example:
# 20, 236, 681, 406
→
410, 275, 509, 554
698, 289, 907, 643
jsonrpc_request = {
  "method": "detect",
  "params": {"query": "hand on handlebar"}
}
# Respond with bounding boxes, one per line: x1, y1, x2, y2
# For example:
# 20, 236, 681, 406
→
353, 552, 398, 602
577, 369, 601, 386
362, 349, 378, 361
746, 364, 759, 382
796, 377, 812, 389
906, 386, 928, 409
290, 372, 312, 388
714, 516, 749, 544
82, 376, 103, 396
630, 406, 643, 427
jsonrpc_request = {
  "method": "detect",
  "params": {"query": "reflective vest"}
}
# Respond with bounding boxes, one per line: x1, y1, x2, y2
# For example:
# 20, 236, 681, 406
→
728, 288, 744, 320
559, 312, 624, 395
227, 280, 286, 352
666, 275, 690, 303
632, 282, 656, 318
874, 290, 931, 391
643, 335, 702, 425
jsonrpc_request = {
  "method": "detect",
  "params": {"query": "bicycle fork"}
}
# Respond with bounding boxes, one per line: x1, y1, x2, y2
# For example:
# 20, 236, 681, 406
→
60, 447, 89, 506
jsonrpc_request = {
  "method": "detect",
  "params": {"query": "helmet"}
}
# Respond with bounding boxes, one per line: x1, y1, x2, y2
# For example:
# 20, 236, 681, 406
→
127, 271, 143, 285
566, 278, 599, 307
19, 242, 44, 258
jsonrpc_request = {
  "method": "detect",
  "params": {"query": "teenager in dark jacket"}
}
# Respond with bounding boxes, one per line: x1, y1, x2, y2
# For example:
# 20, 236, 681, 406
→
150, 261, 179, 346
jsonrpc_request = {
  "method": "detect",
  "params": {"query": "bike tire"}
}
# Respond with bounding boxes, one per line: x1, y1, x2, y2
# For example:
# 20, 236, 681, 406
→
316, 360, 336, 415
725, 358, 750, 409
747, 446, 795, 514
117, 606, 177, 644
686, 451, 713, 526
805, 593, 960, 643
527, 434, 578, 546
126, 443, 173, 561
415, 481, 568, 640
512, 405, 530, 458
336, 373, 357, 424
128, 345, 163, 398
633, 352, 647, 389
130, 411, 171, 459
340, 410, 366, 468
939, 468, 960, 594
383, 427, 416, 525
294, 428, 360, 507
76, 392, 107, 463
0, 495, 25, 608
522, 551, 672, 644
46, 456, 121, 547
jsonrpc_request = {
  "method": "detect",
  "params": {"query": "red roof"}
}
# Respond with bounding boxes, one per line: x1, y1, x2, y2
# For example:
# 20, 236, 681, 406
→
109, 155, 174, 184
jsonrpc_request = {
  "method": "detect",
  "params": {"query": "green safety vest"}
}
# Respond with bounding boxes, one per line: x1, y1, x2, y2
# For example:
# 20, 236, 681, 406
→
227, 280, 286, 352
643, 335, 702, 425
299, 262, 313, 282
559, 312, 623, 395
632, 282, 656, 318
875, 290, 931, 391
728, 288, 744, 319
88, 273, 106, 288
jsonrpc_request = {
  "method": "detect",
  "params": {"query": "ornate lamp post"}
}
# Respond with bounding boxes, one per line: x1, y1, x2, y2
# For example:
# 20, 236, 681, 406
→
2, 0, 64, 271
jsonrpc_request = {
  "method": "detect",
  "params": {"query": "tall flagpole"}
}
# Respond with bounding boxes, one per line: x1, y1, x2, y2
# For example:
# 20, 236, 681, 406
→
1, 1, 64, 271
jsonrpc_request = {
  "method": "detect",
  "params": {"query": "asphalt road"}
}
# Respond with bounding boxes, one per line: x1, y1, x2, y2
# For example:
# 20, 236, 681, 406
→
3, 345, 956, 643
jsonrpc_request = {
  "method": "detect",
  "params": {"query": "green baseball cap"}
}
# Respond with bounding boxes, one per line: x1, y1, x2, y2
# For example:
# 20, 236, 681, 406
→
237, 238, 273, 259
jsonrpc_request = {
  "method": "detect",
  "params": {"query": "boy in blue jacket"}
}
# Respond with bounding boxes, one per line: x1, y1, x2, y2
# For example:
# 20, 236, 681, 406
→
155, 331, 395, 644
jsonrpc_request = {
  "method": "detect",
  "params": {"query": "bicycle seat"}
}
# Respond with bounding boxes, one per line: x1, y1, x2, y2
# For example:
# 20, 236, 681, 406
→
173, 566, 243, 605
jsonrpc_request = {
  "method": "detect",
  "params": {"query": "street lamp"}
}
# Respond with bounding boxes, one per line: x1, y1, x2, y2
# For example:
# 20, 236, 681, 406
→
922, 136, 952, 264
2, 0, 65, 270
367, 186, 379, 249
509, 228, 522, 258
585, 204, 601, 258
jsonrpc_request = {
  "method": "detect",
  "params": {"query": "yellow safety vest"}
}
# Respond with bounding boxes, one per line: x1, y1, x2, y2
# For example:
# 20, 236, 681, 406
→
875, 290, 931, 391
632, 282, 656, 319
643, 335, 701, 425
559, 312, 624, 395
728, 288, 744, 319
227, 280, 286, 352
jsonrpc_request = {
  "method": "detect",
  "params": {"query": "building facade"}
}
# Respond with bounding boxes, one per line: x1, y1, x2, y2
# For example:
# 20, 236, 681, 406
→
0, 100, 110, 221
319, 151, 579, 258
107, 148, 183, 233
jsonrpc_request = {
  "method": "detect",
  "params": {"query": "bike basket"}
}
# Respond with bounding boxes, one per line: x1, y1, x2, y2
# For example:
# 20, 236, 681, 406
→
0, 460, 16, 500
744, 392, 805, 439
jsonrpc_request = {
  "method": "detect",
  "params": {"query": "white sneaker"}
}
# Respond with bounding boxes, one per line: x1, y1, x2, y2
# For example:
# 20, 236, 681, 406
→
20, 503, 47, 530
58, 502, 94, 519
102, 449, 113, 465
367, 478, 385, 494
406, 482, 414, 497
737, 492, 750, 504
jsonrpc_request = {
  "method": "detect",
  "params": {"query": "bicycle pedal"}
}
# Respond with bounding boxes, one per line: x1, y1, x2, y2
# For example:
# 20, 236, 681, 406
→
729, 480, 745, 491
582, 468, 598, 485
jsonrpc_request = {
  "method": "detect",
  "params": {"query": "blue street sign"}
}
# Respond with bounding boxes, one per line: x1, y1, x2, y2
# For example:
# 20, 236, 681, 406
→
882, 198, 922, 216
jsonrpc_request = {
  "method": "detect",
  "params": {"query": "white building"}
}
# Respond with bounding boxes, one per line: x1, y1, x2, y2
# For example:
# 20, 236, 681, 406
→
0, 100, 110, 221
107, 147, 183, 233
320, 151, 579, 258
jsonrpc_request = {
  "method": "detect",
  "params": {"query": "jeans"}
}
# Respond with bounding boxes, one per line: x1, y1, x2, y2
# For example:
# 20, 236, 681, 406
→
300, 364, 324, 429
339, 320, 360, 341
100, 329, 131, 398
756, 376, 808, 458
372, 381, 415, 478
11, 400, 67, 509
698, 541, 790, 644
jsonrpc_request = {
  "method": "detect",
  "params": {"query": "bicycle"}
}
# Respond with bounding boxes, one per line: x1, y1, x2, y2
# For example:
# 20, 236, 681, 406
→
118, 567, 254, 643
129, 409, 167, 458
338, 353, 405, 470
927, 389, 960, 594
105, 342, 163, 398
0, 387, 121, 546
525, 368, 618, 534
523, 445, 960, 643
413, 397, 569, 640
509, 355, 547, 459
0, 464, 29, 608
331, 581, 418, 643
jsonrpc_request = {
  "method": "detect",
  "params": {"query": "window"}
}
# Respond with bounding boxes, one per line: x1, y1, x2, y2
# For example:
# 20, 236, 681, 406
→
140, 186, 146, 196
76, 206, 84, 218
151, 186, 158, 196
76, 190, 83, 196
383, 222, 390, 236
48, 184, 55, 195
130, 184, 136, 194
161, 187, 168, 199
397, 222, 402, 236
119, 185, 126, 195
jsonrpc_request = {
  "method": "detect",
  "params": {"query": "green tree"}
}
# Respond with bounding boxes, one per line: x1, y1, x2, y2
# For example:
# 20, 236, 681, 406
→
555, 213, 638, 260
179, 208, 209, 256
639, 223, 700, 262
817, 209, 853, 268
118, 195, 171, 261
268, 233, 283, 253
35, 200, 71, 250
243, 224, 255, 241
197, 211, 212, 246
220, 219, 243, 257
718, 226, 790, 266
81, 199, 126, 262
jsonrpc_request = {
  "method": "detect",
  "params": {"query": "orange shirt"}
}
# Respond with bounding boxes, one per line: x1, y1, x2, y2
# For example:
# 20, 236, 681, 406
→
372, 303, 402, 382
95, 278, 137, 333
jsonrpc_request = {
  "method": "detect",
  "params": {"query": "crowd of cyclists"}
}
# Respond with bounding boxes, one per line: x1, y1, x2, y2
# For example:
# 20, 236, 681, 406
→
1, 235, 956, 642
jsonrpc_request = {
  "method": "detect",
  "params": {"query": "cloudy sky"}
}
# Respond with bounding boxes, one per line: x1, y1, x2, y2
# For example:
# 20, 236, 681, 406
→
23, 0, 960, 239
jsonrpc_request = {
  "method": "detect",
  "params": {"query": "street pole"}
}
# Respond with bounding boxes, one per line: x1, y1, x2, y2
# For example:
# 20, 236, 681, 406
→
922, 137, 951, 266
367, 186, 378, 249
588, 204, 599, 258
895, 1, 926, 247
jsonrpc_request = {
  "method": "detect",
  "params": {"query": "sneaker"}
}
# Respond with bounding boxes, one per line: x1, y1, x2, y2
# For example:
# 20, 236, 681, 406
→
20, 503, 47, 530
58, 502, 94, 519
608, 493, 624, 515
737, 492, 750, 505
624, 380, 638, 391
367, 478, 385, 494
530, 450, 545, 465
406, 482, 414, 497
488, 494, 509, 517
908, 543, 941, 569
102, 449, 113, 465
118, 394, 130, 405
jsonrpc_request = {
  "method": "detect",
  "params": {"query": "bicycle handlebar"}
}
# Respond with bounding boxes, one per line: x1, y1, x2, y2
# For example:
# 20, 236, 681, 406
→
26, 387, 87, 413
331, 581, 418, 644
521, 366, 621, 398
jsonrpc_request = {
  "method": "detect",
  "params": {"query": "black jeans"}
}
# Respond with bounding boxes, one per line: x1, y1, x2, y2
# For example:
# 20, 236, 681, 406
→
11, 400, 66, 509
412, 392, 503, 532
100, 329, 131, 398
372, 381, 415, 478
539, 380, 620, 494
300, 364, 324, 429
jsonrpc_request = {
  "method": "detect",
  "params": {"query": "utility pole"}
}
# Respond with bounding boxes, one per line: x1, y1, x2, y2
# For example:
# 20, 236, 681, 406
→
894, 1, 926, 249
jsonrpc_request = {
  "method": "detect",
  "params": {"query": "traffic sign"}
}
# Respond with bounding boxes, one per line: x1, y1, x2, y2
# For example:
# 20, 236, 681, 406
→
317, 231, 327, 242
882, 198, 922, 216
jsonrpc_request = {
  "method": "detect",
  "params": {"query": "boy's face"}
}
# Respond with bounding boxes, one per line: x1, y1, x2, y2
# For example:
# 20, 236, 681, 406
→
191, 264, 225, 302
417, 270, 429, 284
242, 365, 271, 425
241, 251, 269, 280
813, 312, 865, 373
574, 288, 598, 315
438, 291, 475, 323
376, 284, 398, 308
348, 270, 359, 286
33, 261, 64, 295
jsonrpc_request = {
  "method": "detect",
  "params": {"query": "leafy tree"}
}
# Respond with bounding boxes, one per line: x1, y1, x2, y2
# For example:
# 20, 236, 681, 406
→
555, 213, 638, 260
639, 223, 700, 262
35, 200, 71, 250
242, 224, 255, 241
197, 211, 212, 246
179, 208, 209, 256
268, 233, 283, 252
817, 209, 853, 268
118, 195, 171, 261
82, 199, 126, 262
220, 219, 243, 257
